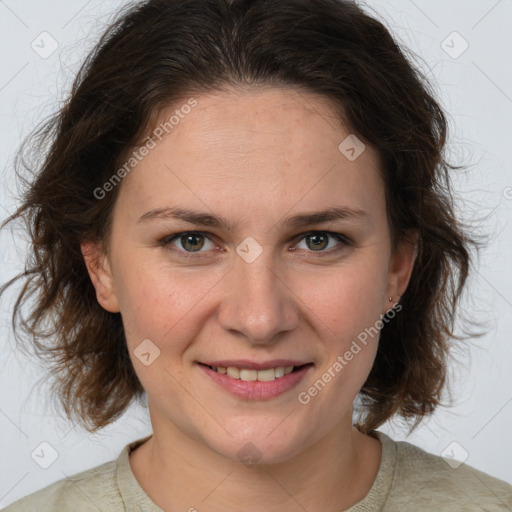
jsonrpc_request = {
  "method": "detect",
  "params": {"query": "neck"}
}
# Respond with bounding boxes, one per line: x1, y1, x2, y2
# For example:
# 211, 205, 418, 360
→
129, 411, 382, 511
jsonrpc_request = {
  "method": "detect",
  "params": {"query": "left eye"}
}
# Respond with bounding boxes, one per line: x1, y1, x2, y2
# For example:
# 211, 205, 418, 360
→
160, 230, 350, 258
294, 231, 348, 252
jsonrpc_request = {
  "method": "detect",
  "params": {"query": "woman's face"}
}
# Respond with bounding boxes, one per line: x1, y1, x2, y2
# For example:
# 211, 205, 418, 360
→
83, 87, 415, 464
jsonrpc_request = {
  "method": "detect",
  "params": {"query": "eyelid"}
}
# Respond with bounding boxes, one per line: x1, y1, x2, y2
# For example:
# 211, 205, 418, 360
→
292, 230, 352, 247
161, 231, 220, 258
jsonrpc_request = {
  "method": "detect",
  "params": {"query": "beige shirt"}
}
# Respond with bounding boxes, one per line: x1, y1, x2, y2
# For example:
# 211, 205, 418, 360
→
2, 430, 511, 511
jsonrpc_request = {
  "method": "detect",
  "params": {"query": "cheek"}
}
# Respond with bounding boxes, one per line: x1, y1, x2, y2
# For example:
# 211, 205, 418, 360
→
115, 265, 214, 398
295, 261, 386, 391
301, 263, 387, 339
115, 256, 220, 349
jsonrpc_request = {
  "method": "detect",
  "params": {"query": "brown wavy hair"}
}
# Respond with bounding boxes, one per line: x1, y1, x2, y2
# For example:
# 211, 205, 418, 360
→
0, 0, 484, 435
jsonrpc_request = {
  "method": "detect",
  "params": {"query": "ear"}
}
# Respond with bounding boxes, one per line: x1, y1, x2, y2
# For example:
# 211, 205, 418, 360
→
384, 230, 418, 311
81, 241, 120, 313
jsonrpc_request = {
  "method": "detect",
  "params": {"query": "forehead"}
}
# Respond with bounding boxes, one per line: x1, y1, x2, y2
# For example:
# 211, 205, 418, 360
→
161, 87, 352, 164
115, 87, 385, 228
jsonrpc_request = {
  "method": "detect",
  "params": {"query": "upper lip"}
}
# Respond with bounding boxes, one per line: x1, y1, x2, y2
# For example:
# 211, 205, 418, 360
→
199, 359, 313, 370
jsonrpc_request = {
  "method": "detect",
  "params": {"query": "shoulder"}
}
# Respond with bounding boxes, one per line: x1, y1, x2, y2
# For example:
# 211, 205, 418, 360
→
377, 431, 512, 511
1, 457, 124, 512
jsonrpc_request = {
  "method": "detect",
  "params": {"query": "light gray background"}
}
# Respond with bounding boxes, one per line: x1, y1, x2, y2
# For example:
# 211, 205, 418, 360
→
1, 0, 511, 507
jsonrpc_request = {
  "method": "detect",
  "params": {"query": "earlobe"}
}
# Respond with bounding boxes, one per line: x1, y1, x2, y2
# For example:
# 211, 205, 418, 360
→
80, 241, 120, 313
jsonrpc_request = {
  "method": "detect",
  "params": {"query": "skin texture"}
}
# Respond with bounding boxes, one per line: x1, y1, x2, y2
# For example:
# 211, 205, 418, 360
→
82, 87, 417, 511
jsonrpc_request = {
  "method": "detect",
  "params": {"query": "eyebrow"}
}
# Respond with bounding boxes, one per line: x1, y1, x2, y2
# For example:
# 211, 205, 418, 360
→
137, 206, 368, 231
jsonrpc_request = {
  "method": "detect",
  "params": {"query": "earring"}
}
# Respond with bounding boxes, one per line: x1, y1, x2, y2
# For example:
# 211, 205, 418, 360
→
388, 297, 393, 302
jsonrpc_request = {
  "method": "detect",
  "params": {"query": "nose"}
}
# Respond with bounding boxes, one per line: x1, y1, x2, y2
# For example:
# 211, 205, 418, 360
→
217, 249, 299, 344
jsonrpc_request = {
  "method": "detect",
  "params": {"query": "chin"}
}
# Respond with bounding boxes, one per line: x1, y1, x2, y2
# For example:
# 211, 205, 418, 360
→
203, 426, 308, 467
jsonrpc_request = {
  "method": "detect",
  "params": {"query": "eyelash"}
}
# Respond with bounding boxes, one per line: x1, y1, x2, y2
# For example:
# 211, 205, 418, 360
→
159, 230, 352, 260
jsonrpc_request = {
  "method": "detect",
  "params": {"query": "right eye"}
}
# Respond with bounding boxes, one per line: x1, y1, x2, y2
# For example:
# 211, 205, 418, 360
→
159, 231, 220, 259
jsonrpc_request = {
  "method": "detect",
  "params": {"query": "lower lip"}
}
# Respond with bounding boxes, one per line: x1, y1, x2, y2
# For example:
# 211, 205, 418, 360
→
197, 363, 314, 400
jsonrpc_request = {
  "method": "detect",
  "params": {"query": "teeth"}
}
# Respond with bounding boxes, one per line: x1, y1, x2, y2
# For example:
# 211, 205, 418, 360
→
227, 367, 240, 379
252, 368, 274, 381
212, 365, 296, 381
274, 367, 285, 378
240, 369, 258, 381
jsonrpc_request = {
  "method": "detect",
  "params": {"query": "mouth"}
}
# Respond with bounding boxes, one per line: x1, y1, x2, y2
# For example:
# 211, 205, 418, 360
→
197, 362, 314, 382
197, 361, 314, 400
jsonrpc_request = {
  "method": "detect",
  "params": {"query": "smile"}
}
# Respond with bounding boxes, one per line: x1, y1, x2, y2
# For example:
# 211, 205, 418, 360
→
205, 364, 296, 381
197, 362, 314, 400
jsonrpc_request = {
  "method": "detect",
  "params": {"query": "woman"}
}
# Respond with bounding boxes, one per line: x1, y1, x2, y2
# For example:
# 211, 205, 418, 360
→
1, 0, 511, 510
